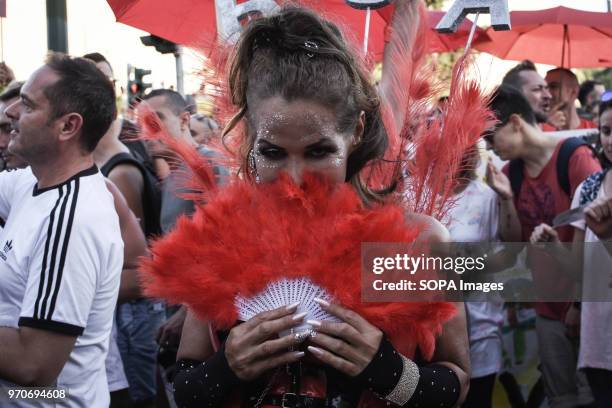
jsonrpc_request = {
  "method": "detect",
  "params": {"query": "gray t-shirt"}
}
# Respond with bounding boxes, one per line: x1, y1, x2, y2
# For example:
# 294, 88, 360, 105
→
160, 145, 228, 233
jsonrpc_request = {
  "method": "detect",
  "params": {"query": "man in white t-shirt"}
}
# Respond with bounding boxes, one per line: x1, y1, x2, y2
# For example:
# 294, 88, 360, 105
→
0, 53, 123, 407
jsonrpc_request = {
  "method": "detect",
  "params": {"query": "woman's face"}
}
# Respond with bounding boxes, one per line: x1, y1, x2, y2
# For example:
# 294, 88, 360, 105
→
600, 108, 612, 162
249, 96, 362, 185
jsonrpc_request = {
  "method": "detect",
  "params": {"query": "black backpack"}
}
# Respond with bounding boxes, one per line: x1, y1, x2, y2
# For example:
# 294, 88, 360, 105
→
101, 152, 162, 239
509, 137, 596, 198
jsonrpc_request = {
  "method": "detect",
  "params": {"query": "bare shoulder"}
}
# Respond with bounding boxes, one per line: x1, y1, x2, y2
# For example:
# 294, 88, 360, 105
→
108, 163, 144, 189
404, 212, 450, 244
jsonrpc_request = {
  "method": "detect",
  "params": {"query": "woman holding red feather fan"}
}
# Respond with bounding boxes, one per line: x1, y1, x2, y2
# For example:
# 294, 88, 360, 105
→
140, 0, 493, 407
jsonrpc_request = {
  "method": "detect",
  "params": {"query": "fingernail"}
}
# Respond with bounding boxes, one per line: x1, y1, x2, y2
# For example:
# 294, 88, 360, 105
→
306, 319, 321, 327
308, 346, 323, 356
294, 351, 305, 358
286, 302, 300, 311
292, 312, 307, 321
314, 298, 330, 307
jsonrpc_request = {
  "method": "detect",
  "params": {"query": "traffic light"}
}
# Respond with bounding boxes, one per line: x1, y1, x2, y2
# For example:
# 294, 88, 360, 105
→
127, 65, 152, 107
140, 35, 178, 55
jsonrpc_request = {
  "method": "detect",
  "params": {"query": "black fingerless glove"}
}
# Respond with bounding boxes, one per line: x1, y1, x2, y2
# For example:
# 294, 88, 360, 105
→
354, 337, 461, 407
173, 343, 241, 407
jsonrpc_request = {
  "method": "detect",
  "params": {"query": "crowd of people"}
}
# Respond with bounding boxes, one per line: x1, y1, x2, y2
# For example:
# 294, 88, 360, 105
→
0, 2, 611, 408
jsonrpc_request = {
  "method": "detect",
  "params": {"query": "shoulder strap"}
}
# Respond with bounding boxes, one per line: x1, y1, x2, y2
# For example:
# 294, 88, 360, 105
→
101, 152, 162, 238
100, 152, 143, 177
557, 137, 590, 197
508, 159, 524, 198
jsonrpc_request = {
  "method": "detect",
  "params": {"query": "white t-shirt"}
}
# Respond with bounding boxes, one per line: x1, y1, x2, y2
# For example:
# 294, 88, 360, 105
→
446, 180, 505, 378
0, 166, 123, 407
570, 179, 612, 372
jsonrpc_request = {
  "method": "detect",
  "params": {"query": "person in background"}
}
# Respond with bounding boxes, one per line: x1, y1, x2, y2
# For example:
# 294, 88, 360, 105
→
544, 68, 597, 131
190, 113, 219, 145
502, 60, 553, 127
0, 53, 123, 408
140, 89, 227, 406
85, 52, 164, 408
578, 80, 606, 123
0, 82, 27, 171
445, 144, 521, 408
486, 85, 600, 408
530, 99, 612, 408
0, 62, 15, 90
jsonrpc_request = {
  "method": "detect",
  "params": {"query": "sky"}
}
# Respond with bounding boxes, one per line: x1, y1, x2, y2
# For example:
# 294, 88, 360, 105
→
0, 0, 609, 99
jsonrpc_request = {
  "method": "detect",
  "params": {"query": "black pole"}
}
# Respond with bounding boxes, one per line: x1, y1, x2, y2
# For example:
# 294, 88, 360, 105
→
46, 0, 67, 53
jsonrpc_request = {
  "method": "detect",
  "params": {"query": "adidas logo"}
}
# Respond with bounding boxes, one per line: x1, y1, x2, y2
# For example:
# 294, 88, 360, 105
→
0, 240, 12, 261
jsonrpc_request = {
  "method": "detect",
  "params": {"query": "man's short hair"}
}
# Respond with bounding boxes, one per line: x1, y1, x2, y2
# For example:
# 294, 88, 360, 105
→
489, 84, 537, 126
578, 80, 603, 106
44, 53, 117, 152
546, 67, 579, 88
502, 60, 537, 90
142, 89, 189, 116
0, 81, 23, 102
82, 52, 108, 65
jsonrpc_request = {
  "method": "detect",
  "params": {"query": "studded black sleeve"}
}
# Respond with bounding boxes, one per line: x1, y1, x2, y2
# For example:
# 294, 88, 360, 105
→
354, 337, 461, 407
173, 344, 241, 408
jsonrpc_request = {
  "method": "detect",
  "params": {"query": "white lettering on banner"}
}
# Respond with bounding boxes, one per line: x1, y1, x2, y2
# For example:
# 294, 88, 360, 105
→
435, 0, 511, 33
215, 0, 279, 43
345, 0, 393, 10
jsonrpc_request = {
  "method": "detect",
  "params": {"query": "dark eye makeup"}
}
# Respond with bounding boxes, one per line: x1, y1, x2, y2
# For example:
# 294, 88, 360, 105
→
256, 139, 339, 161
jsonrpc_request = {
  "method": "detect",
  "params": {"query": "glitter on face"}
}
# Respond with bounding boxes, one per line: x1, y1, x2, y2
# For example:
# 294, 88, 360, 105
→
249, 97, 356, 183
330, 157, 344, 167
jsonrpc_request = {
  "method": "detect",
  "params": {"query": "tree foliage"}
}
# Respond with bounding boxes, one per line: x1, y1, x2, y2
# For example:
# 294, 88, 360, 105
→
425, 0, 445, 10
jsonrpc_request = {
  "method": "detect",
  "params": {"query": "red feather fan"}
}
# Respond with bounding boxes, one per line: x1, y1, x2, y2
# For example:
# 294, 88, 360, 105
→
141, 170, 455, 359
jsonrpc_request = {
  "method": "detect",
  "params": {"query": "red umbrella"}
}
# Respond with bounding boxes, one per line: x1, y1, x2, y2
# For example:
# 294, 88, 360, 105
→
107, 0, 388, 57
107, 0, 485, 59
474, 6, 612, 68
377, 8, 487, 54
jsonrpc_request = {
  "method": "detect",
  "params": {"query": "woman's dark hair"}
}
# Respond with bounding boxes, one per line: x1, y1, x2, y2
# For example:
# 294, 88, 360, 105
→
597, 99, 612, 168
223, 6, 388, 202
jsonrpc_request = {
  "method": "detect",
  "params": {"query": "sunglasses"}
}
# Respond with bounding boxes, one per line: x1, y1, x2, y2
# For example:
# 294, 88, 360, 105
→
602, 90, 612, 103
481, 119, 508, 145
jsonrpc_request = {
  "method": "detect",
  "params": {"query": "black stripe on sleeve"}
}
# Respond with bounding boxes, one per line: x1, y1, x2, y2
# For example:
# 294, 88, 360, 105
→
39, 181, 72, 319
47, 178, 80, 320
18, 317, 84, 336
33, 186, 64, 319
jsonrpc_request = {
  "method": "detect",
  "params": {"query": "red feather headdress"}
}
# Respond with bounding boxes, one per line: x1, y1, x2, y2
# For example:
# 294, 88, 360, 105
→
138, 0, 493, 360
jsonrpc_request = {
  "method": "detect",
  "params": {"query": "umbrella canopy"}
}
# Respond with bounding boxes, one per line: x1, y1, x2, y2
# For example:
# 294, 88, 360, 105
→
107, 0, 484, 59
474, 6, 612, 68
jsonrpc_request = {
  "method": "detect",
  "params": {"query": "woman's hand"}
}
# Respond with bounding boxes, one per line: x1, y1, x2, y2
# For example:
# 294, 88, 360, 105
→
225, 304, 309, 381
530, 223, 560, 244
306, 299, 382, 377
585, 196, 612, 240
485, 161, 513, 200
